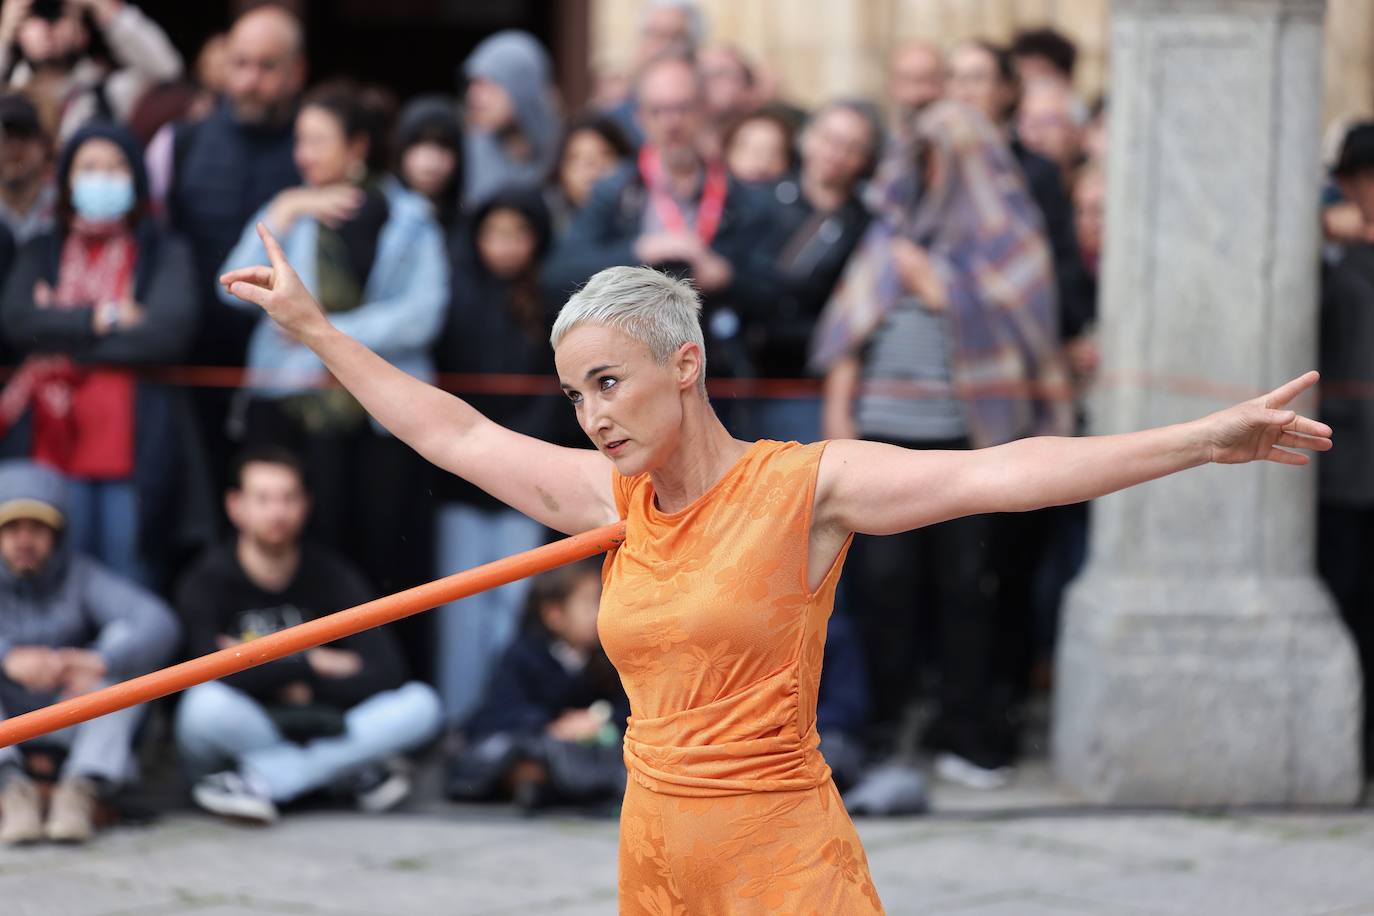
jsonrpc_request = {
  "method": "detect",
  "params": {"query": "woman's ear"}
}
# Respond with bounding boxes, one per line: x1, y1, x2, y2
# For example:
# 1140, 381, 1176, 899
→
673, 341, 704, 393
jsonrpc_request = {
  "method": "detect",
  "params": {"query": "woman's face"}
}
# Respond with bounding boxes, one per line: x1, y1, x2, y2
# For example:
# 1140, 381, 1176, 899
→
69, 137, 131, 181
948, 45, 1013, 125
726, 118, 789, 184
401, 141, 457, 199
541, 572, 603, 652
294, 105, 366, 187
476, 207, 538, 279
465, 77, 515, 133
801, 107, 873, 192
560, 129, 619, 207
554, 323, 697, 477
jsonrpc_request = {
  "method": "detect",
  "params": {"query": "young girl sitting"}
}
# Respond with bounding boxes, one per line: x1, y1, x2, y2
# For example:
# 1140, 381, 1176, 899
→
446, 557, 629, 810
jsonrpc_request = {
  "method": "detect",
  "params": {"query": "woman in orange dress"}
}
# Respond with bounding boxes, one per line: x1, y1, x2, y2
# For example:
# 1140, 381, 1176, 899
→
224, 225, 1330, 914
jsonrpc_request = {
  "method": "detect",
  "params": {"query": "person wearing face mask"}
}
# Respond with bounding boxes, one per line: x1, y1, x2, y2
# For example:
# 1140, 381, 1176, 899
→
0, 0, 182, 141
0, 120, 205, 588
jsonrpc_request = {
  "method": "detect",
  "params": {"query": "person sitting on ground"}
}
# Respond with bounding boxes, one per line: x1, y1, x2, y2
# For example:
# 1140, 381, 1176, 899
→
447, 557, 629, 810
172, 446, 442, 825
0, 459, 178, 846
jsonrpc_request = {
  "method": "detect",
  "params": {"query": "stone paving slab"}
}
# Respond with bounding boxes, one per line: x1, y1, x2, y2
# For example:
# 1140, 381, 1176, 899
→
4, 797, 1374, 915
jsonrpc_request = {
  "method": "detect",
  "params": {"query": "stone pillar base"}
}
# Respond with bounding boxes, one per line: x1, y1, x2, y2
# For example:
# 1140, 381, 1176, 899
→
1052, 572, 1363, 805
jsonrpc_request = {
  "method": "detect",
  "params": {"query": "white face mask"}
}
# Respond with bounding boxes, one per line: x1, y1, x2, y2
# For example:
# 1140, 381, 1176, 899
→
70, 172, 135, 221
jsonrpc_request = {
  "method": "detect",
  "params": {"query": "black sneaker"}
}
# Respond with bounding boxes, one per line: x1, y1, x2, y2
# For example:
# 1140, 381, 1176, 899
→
351, 761, 412, 814
192, 771, 278, 824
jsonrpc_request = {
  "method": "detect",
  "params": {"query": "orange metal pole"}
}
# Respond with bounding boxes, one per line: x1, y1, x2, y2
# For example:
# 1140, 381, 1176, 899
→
0, 521, 626, 749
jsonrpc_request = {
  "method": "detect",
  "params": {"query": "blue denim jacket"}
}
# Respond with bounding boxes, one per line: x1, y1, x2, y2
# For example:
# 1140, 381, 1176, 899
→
218, 178, 450, 420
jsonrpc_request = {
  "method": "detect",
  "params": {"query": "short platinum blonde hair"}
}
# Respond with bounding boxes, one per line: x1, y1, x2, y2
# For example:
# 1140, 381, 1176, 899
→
551, 266, 708, 394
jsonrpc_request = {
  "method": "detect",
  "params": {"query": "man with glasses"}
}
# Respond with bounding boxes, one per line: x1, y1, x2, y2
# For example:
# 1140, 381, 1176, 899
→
545, 52, 773, 383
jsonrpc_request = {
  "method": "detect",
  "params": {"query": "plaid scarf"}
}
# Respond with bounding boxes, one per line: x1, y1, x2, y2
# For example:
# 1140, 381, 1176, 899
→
811, 102, 1072, 447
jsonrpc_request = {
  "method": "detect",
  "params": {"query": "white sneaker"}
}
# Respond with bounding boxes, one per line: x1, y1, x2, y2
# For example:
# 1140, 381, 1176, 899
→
192, 771, 279, 824
934, 752, 1014, 790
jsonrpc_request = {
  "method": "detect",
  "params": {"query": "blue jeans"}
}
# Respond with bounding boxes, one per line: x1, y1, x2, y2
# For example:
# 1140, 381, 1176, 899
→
433, 503, 544, 724
0, 679, 142, 786
174, 680, 442, 803
64, 479, 150, 587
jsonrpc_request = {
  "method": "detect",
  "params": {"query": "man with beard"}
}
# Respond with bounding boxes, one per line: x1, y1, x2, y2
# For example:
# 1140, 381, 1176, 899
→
0, 0, 181, 140
145, 3, 305, 368
544, 51, 773, 382
0, 460, 178, 845
172, 446, 441, 824
144, 5, 306, 490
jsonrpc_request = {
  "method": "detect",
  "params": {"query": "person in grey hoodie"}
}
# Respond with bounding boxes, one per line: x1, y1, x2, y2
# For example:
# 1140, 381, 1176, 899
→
460, 29, 562, 209
0, 459, 178, 846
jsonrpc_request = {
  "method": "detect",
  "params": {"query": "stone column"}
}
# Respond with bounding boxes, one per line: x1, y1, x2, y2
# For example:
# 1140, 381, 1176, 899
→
1051, 0, 1364, 804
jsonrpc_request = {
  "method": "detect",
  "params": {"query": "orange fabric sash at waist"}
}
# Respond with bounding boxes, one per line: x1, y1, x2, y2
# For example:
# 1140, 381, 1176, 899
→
622, 666, 831, 798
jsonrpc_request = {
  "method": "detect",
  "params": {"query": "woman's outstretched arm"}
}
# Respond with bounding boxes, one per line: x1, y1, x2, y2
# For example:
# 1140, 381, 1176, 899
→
814, 371, 1332, 537
221, 222, 618, 536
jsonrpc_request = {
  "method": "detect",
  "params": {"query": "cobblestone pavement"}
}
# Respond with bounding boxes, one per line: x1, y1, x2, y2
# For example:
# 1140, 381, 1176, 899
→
3, 762, 1372, 915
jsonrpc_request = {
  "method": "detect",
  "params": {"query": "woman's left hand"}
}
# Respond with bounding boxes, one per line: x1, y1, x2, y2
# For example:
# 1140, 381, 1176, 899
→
1203, 371, 1332, 466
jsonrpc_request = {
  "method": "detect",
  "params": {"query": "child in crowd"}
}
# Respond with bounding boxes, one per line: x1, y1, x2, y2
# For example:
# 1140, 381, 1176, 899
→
431, 186, 570, 724
446, 557, 629, 811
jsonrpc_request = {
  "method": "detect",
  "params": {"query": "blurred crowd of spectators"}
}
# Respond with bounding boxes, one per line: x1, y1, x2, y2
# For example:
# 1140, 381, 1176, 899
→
0, 0, 1367, 845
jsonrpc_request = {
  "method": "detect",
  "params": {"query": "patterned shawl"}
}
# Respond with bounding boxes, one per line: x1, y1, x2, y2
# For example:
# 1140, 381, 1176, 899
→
810, 101, 1072, 447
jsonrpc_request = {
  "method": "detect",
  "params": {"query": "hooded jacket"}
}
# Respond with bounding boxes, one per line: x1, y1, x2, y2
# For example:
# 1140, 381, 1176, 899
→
460, 31, 562, 208
0, 461, 179, 680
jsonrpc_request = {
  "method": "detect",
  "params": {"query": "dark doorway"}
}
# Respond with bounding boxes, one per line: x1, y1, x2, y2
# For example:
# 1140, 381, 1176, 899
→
135, 0, 588, 108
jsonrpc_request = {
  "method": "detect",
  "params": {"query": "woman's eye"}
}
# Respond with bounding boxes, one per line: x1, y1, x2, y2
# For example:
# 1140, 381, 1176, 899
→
565, 391, 582, 404
599, 376, 618, 391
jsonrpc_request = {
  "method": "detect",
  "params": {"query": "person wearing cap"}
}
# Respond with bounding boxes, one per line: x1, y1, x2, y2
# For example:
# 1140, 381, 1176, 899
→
0, 459, 178, 845
1317, 120, 1374, 778
0, 92, 54, 244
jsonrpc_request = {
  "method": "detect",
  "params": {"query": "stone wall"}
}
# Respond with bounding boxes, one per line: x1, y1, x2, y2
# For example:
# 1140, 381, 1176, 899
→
590, 0, 1374, 131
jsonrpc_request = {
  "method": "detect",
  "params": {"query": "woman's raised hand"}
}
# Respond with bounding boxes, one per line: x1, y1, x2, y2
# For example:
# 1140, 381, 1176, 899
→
1203, 370, 1332, 466
219, 222, 328, 342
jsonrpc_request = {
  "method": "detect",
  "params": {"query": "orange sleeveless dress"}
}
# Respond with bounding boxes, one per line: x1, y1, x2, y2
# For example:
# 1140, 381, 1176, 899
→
600, 439, 885, 914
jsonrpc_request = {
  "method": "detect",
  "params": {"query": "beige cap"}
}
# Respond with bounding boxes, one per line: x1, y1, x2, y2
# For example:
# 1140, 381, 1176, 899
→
0, 497, 64, 530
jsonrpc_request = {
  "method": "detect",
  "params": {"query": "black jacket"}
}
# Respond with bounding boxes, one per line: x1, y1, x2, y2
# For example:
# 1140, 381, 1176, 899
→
1011, 139, 1094, 341
1319, 242, 1374, 506
463, 632, 630, 740
743, 177, 871, 377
